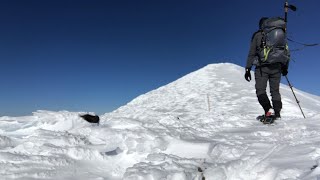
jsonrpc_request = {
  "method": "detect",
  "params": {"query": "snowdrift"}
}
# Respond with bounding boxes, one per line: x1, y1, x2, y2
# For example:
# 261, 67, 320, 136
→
0, 63, 320, 180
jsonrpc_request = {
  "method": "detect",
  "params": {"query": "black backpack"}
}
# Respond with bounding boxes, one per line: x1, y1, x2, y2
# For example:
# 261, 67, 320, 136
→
258, 17, 290, 65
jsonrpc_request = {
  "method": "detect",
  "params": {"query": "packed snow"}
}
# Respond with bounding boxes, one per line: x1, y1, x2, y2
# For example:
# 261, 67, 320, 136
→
0, 63, 320, 180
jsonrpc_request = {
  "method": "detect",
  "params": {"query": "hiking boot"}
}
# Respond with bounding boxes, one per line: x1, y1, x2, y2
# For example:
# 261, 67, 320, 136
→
262, 108, 275, 124
274, 111, 281, 120
263, 116, 275, 124
265, 108, 275, 118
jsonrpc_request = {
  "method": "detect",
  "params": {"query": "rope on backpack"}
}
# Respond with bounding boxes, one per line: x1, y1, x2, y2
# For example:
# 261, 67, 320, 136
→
287, 38, 319, 52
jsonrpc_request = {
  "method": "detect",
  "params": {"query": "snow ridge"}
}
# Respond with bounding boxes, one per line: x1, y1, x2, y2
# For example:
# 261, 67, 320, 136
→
1, 63, 320, 179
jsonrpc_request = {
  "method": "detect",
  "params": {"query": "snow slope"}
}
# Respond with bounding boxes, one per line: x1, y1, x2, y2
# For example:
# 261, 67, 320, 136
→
1, 63, 320, 180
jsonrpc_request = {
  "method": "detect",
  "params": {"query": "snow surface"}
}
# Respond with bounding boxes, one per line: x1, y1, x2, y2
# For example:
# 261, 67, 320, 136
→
1, 63, 320, 180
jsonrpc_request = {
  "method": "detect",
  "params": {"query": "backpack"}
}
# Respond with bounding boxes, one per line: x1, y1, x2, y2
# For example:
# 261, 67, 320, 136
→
258, 17, 290, 65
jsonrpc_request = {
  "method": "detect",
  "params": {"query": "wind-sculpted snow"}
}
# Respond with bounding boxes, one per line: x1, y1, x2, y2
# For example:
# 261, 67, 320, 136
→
0, 63, 320, 179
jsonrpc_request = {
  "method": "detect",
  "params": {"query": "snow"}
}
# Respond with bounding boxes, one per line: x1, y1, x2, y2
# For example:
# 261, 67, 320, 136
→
1, 63, 320, 179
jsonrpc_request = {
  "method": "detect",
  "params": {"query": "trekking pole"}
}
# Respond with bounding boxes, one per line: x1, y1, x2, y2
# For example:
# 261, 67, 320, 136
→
285, 75, 306, 119
283, 2, 306, 119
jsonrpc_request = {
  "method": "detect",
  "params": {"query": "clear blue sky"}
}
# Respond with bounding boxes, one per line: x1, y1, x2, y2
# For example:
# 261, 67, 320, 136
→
0, 0, 319, 116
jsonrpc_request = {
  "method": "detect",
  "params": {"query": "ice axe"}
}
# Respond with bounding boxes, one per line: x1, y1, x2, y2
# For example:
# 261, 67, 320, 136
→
284, 0, 297, 29
284, 1, 319, 50
285, 3, 297, 12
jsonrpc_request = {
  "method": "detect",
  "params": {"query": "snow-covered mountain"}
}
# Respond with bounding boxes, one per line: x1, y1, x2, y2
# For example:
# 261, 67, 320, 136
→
1, 63, 320, 180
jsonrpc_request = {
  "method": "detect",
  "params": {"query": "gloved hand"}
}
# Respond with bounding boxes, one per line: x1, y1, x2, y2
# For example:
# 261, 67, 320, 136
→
244, 68, 251, 82
281, 67, 288, 76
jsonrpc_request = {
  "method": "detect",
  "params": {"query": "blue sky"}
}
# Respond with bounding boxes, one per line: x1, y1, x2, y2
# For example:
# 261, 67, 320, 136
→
0, 0, 319, 116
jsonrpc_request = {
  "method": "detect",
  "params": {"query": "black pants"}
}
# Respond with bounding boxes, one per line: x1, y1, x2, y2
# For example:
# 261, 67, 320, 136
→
255, 64, 282, 114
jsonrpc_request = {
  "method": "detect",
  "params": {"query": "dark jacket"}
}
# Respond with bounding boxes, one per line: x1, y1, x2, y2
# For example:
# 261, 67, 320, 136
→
246, 30, 263, 69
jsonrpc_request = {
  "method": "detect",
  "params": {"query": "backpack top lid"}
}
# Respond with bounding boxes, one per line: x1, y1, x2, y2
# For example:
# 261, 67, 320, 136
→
260, 17, 287, 47
261, 17, 286, 30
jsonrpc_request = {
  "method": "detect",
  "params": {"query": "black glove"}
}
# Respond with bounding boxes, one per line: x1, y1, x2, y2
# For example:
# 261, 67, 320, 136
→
244, 68, 251, 82
282, 67, 288, 76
